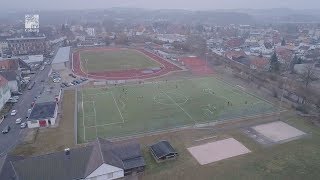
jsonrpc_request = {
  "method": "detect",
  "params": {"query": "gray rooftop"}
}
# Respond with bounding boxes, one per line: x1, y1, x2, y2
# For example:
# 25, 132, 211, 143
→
52, 46, 70, 64
29, 102, 57, 120
13, 146, 92, 180
1, 138, 145, 180
0, 71, 18, 81
150, 140, 178, 159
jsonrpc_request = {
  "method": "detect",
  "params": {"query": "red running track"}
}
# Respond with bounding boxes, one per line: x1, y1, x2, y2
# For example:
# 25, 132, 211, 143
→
72, 48, 182, 80
180, 57, 214, 76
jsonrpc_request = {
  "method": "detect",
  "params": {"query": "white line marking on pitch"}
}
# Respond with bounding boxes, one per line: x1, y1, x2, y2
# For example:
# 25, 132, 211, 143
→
161, 90, 195, 122
92, 101, 98, 138
81, 91, 86, 142
111, 91, 125, 123
87, 121, 124, 128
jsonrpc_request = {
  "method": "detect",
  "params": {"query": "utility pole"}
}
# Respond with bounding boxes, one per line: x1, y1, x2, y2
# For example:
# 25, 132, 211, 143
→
205, 52, 209, 74
279, 77, 287, 120
85, 59, 89, 79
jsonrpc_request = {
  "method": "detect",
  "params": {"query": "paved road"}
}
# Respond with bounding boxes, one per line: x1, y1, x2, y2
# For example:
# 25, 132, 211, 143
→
0, 65, 53, 156
0, 44, 61, 157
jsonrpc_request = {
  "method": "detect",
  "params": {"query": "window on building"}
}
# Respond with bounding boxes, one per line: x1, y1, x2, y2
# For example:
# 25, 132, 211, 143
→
107, 172, 113, 179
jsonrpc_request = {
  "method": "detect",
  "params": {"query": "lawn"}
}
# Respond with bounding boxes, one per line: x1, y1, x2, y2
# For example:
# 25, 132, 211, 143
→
138, 114, 320, 180
80, 49, 161, 73
13, 90, 78, 156
77, 77, 277, 143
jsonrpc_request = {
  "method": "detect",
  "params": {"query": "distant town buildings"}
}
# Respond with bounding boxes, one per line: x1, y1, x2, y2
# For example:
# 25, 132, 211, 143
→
85, 28, 95, 37
6, 36, 49, 56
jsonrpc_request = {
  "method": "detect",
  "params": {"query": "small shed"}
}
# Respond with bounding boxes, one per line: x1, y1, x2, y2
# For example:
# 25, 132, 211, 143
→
150, 140, 178, 162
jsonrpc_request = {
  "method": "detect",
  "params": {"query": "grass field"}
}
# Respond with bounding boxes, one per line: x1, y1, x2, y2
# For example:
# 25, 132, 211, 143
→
80, 49, 161, 73
138, 114, 320, 180
77, 77, 277, 143
13, 90, 77, 156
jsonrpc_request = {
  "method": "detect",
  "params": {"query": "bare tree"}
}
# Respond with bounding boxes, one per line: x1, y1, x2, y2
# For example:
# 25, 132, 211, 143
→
301, 64, 316, 88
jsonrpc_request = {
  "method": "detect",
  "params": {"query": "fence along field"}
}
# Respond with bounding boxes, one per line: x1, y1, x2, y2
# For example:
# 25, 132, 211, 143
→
77, 77, 277, 143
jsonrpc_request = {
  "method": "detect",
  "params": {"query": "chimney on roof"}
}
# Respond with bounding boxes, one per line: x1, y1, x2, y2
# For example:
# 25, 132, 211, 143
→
64, 148, 70, 156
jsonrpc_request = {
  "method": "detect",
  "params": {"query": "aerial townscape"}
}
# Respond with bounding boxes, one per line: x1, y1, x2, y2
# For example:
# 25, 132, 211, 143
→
0, 1, 320, 180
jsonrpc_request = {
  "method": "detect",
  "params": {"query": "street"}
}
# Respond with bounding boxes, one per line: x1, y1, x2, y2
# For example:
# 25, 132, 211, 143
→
0, 44, 60, 157
0, 65, 52, 156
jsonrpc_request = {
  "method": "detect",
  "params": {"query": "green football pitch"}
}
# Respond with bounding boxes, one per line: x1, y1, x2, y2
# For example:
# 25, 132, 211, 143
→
80, 49, 161, 73
77, 77, 277, 143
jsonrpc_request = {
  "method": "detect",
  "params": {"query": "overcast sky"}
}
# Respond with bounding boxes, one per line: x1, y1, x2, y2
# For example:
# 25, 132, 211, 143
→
1, 0, 320, 10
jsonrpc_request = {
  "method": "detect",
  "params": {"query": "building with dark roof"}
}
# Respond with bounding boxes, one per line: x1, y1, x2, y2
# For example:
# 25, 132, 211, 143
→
26, 79, 62, 128
0, 138, 145, 180
0, 70, 20, 92
52, 46, 70, 71
28, 101, 58, 128
150, 140, 178, 162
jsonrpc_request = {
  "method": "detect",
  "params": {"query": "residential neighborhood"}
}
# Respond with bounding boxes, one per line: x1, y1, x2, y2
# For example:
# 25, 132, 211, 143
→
0, 2, 320, 180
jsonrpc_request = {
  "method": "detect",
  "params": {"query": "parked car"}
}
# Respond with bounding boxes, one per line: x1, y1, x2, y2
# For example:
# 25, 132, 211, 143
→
8, 99, 18, 103
69, 74, 76, 78
52, 72, 58, 76
28, 81, 36, 90
12, 91, 23, 95
60, 84, 66, 88
40, 66, 45, 71
80, 78, 88, 81
2, 126, 10, 134
20, 123, 27, 129
12, 96, 19, 100
53, 78, 61, 83
72, 80, 78, 85
15, 118, 22, 124
11, 110, 17, 116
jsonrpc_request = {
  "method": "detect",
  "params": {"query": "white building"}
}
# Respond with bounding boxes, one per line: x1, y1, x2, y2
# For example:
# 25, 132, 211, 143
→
52, 46, 70, 70
156, 34, 186, 43
18, 54, 44, 64
0, 75, 11, 111
86, 28, 95, 37
0, 41, 8, 57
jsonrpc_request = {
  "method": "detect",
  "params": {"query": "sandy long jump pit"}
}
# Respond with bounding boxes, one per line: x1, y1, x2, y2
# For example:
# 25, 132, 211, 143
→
252, 121, 306, 142
187, 138, 251, 165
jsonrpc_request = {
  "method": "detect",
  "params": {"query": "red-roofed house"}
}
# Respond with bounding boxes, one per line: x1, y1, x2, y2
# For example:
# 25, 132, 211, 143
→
249, 56, 269, 71
224, 38, 244, 49
0, 59, 19, 70
0, 75, 10, 110
225, 50, 247, 61
275, 47, 294, 65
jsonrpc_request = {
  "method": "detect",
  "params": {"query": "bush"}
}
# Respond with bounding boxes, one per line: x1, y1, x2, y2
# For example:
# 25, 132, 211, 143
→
272, 88, 278, 98
296, 105, 309, 114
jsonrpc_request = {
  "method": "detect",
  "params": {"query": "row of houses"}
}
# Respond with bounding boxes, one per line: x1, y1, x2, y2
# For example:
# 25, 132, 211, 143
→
0, 36, 49, 57
0, 57, 32, 111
